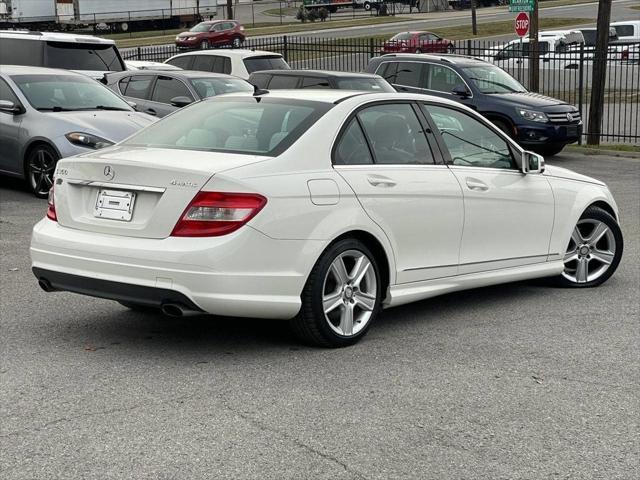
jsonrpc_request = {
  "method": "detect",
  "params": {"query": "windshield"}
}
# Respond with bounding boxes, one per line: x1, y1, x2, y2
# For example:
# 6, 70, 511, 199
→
45, 42, 125, 72
189, 77, 253, 98
123, 97, 331, 155
13, 74, 132, 111
243, 56, 289, 74
462, 65, 526, 94
335, 78, 395, 92
189, 22, 213, 32
390, 32, 413, 41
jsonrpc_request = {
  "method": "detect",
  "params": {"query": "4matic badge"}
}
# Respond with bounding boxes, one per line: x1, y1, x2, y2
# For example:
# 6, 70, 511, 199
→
170, 179, 198, 188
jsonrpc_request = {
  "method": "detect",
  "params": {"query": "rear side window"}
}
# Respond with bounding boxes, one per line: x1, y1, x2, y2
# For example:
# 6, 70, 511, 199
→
151, 77, 193, 104
192, 55, 216, 71
0, 38, 44, 66
336, 78, 393, 92
45, 42, 124, 71
384, 62, 424, 88
249, 73, 271, 89
243, 56, 289, 74
614, 24, 634, 37
0, 78, 20, 106
122, 75, 153, 99
334, 119, 373, 165
425, 65, 464, 93
269, 75, 299, 89
166, 55, 194, 69
301, 77, 331, 89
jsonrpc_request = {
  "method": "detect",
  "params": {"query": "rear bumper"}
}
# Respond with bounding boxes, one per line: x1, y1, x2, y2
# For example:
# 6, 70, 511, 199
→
31, 219, 325, 319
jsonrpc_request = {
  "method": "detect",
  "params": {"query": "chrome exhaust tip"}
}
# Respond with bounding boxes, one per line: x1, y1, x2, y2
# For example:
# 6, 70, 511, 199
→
161, 303, 200, 317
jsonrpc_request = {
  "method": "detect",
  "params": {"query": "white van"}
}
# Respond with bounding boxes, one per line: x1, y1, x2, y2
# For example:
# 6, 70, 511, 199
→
0, 30, 125, 79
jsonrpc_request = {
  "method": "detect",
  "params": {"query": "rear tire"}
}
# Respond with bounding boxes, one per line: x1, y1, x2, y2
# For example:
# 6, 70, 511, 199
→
491, 119, 514, 138
25, 144, 59, 198
552, 206, 623, 288
290, 239, 382, 348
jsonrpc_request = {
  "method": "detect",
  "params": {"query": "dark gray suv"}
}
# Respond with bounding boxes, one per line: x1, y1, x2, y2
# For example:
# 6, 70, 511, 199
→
365, 54, 582, 156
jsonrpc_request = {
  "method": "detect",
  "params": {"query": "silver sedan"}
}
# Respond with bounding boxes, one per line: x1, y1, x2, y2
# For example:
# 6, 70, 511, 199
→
0, 66, 155, 197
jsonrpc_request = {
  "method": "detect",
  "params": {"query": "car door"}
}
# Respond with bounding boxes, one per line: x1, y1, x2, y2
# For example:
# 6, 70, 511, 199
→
211, 23, 228, 46
147, 75, 195, 117
333, 102, 464, 283
422, 63, 475, 108
422, 103, 554, 275
0, 77, 24, 174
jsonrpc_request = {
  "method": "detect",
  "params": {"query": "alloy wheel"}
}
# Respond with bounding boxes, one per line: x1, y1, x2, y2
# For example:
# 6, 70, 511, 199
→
28, 148, 57, 197
562, 219, 616, 284
322, 250, 377, 337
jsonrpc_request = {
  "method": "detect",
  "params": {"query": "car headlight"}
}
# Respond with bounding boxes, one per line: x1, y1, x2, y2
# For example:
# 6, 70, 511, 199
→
65, 132, 114, 150
517, 109, 549, 123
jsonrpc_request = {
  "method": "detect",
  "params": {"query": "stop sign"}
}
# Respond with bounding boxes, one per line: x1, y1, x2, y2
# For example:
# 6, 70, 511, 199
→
515, 12, 530, 38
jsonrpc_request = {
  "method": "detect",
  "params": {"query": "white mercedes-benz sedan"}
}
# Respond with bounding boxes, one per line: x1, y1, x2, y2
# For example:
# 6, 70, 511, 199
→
31, 90, 623, 347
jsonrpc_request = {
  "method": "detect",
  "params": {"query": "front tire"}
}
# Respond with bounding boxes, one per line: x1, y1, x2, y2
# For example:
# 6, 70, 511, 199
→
291, 239, 382, 348
25, 144, 59, 198
536, 144, 565, 157
555, 206, 623, 288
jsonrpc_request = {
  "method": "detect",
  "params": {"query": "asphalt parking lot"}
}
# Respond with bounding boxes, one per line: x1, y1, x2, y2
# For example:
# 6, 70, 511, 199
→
0, 151, 638, 479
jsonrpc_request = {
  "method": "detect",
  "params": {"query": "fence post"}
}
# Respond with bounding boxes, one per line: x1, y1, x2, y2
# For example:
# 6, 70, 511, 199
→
466, 39, 471, 57
283, 35, 289, 63
578, 43, 584, 145
137, 46, 141, 60
369, 37, 375, 60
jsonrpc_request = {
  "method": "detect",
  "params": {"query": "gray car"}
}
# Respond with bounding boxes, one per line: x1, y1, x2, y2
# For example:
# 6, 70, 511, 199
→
0, 66, 156, 197
103, 70, 253, 118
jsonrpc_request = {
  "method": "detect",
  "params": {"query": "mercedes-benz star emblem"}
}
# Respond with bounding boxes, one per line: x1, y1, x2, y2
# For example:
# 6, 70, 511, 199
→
103, 166, 115, 180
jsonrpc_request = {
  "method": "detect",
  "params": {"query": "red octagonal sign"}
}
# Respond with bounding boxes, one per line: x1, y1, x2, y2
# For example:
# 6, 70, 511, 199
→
515, 12, 530, 38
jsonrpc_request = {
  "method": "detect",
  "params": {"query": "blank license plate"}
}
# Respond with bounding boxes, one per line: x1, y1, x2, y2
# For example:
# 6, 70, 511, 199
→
566, 125, 579, 136
94, 189, 136, 221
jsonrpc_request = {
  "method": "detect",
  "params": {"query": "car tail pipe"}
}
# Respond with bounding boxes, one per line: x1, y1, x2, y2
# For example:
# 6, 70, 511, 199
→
161, 303, 201, 317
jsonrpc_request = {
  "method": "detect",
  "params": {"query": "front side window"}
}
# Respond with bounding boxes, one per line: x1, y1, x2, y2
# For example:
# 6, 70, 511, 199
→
357, 103, 433, 165
424, 104, 516, 170
301, 77, 331, 89
335, 78, 393, 92
334, 119, 373, 165
0, 78, 20, 106
425, 65, 464, 93
269, 75, 299, 89
151, 77, 193, 104
123, 98, 331, 155
45, 42, 124, 71
12, 74, 131, 111
189, 77, 252, 98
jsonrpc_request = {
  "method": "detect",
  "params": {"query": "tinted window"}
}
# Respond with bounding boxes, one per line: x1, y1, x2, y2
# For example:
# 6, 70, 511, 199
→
166, 56, 194, 69
189, 77, 252, 98
334, 118, 373, 165
0, 38, 44, 66
268, 75, 299, 89
117, 77, 130, 94
614, 24, 634, 37
426, 64, 464, 93
192, 55, 216, 71
301, 77, 331, 89
249, 73, 271, 89
424, 104, 516, 170
388, 62, 424, 88
462, 65, 526, 94
13, 74, 131, 111
336, 78, 395, 92
151, 77, 193, 104
358, 103, 433, 165
243, 56, 289, 74
0, 78, 20, 105
124, 98, 331, 156
45, 42, 124, 71
122, 75, 153, 99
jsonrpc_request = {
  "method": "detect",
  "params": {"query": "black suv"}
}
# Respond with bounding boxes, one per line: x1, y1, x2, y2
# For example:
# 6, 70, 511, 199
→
365, 54, 582, 156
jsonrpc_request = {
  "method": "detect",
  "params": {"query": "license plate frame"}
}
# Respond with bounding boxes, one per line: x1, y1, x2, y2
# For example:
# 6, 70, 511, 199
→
94, 189, 136, 222
566, 125, 579, 137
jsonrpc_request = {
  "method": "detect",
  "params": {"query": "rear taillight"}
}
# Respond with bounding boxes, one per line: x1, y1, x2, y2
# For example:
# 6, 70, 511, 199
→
46, 186, 57, 221
171, 191, 266, 237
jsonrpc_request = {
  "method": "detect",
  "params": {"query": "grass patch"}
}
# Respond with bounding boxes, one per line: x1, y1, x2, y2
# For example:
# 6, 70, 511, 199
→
630, 5, 640, 11
263, 7, 299, 17
568, 144, 640, 153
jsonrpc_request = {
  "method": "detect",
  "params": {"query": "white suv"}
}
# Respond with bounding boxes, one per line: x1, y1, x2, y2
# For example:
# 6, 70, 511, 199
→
0, 30, 125, 79
164, 49, 290, 80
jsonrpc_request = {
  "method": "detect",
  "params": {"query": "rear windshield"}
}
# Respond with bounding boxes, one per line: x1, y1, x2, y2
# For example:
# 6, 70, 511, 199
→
189, 77, 253, 98
123, 97, 332, 156
336, 77, 395, 92
243, 56, 289, 74
45, 42, 125, 72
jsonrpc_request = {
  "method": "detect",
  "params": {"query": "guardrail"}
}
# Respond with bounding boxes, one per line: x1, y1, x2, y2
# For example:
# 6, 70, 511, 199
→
122, 37, 640, 144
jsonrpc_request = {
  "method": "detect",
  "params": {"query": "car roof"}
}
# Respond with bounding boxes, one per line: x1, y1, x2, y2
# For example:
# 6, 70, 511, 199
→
0, 65, 87, 76
0, 30, 115, 44
377, 53, 488, 66
107, 70, 241, 81
169, 49, 281, 60
250, 69, 382, 79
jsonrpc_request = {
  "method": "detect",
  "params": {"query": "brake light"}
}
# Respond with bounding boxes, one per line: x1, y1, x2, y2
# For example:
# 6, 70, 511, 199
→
171, 191, 266, 237
46, 186, 57, 221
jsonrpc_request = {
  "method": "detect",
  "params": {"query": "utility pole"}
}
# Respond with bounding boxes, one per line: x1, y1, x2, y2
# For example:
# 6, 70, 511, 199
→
226, 0, 233, 19
587, 0, 612, 145
471, 0, 478, 36
527, 0, 539, 92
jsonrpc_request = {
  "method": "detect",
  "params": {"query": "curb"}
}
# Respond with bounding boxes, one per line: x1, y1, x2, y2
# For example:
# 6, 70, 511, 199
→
565, 145, 640, 159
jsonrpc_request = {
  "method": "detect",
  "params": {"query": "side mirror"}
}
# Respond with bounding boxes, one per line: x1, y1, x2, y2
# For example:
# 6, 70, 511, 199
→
451, 84, 471, 98
0, 100, 24, 115
126, 100, 138, 110
170, 96, 193, 108
522, 150, 545, 174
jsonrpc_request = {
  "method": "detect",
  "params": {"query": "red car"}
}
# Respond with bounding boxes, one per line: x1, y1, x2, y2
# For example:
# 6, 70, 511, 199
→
175, 20, 245, 50
382, 31, 455, 54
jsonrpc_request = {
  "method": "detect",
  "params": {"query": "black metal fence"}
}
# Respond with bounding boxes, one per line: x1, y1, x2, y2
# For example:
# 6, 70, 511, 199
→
122, 37, 640, 144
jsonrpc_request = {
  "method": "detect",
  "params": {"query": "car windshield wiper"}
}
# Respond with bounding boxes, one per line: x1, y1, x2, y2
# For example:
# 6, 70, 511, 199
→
36, 106, 76, 112
77, 105, 130, 111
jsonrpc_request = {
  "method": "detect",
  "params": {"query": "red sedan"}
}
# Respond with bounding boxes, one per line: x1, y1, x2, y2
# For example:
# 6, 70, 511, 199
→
382, 31, 455, 54
175, 20, 245, 50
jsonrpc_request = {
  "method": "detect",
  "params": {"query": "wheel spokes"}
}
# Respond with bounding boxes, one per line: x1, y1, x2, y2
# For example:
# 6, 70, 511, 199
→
591, 249, 614, 265
323, 291, 343, 315
350, 255, 371, 288
330, 257, 349, 285
571, 226, 584, 246
575, 258, 590, 283
563, 248, 579, 263
586, 222, 609, 246
354, 291, 376, 312
339, 303, 354, 336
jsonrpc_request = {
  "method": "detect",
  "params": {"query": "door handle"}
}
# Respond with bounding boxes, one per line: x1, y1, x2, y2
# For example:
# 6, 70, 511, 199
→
367, 176, 396, 188
146, 108, 157, 116
466, 178, 489, 191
